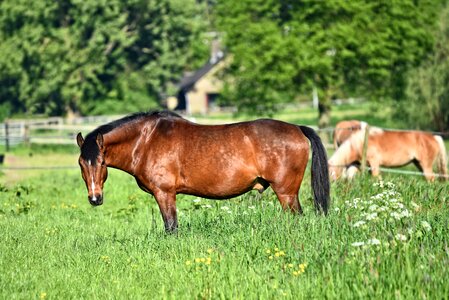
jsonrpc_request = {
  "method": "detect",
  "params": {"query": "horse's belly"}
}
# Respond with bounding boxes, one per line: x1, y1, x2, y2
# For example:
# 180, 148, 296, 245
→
379, 150, 414, 167
178, 170, 258, 199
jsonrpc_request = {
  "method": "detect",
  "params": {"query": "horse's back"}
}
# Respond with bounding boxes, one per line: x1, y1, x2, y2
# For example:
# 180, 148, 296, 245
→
369, 130, 439, 166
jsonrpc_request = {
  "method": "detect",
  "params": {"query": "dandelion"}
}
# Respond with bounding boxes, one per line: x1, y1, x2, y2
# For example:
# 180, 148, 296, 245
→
266, 249, 271, 254
421, 221, 432, 232
195, 258, 201, 263
40, 292, 47, 299
287, 263, 294, 268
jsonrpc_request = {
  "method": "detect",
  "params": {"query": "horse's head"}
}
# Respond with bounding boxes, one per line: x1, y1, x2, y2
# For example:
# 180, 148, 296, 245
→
328, 161, 343, 180
76, 132, 108, 206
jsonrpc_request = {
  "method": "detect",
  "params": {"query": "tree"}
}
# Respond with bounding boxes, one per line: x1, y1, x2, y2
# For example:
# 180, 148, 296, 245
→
214, 0, 441, 127
402, 4, 449, 132
0, 0, 209, 117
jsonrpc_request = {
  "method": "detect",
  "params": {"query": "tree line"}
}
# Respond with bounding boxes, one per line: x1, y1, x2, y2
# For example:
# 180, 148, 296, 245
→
1, 0, 448, 131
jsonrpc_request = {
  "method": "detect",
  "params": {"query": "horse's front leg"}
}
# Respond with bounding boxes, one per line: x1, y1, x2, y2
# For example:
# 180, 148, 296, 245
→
154, 190, 178, 233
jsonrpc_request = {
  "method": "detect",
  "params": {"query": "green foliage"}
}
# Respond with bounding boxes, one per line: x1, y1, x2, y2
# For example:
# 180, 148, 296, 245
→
215, 0, 442, 116
0, 0, 209, 116
401, 4, 449, 131
0, 169, 448, 298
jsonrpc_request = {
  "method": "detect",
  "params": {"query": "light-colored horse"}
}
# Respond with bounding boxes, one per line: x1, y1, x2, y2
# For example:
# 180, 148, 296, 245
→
333, 120, 367, 149
328, 127, 448, 181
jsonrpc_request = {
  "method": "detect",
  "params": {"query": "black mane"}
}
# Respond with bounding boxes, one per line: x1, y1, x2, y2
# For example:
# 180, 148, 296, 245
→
80, 110, 182, 163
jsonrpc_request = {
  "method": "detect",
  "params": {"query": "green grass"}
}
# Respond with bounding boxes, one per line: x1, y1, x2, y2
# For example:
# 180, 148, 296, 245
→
0, 168, 448, 299
1, 104, 448, 298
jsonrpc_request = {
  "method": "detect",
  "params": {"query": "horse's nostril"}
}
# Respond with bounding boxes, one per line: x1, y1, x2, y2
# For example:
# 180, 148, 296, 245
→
88, 194, 103, 206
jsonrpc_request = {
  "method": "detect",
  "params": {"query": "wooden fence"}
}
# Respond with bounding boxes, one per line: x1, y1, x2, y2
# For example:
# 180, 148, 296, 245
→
0, 115, 124, 150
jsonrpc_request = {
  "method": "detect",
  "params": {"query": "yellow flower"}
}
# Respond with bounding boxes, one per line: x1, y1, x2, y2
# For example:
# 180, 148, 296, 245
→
195, 258, 201, 263
279, 251, 285, 256
274, 247, 279, 252
269, 256, 273, 260
200, 258, 206, 263
40, 292, 47, 299
293, 271, 299, 276
207, 248, 213, 254
265, 249, 271, 254
287, 263, 294, 268
185, 260, 192, 266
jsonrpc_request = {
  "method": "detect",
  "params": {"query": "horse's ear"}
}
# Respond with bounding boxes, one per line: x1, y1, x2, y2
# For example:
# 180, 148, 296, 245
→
76, 133, 84, 148
96, 133, 104, 150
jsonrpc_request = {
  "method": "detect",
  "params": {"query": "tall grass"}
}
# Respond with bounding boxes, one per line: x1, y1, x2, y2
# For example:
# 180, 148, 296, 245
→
1, 168, 448, 299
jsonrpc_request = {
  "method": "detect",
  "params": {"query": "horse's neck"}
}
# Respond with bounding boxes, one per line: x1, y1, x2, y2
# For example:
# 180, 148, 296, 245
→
103, 121, 147, 174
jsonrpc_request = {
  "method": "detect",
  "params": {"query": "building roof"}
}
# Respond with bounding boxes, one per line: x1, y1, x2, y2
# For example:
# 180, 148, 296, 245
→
178, 55, 224, 92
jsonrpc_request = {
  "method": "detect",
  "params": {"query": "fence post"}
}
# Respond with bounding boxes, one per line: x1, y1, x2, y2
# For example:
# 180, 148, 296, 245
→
360, 125, 370, 174
5, 121, 10, 152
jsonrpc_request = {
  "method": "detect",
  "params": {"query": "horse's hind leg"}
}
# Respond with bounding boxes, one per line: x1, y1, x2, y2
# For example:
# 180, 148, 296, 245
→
415, 160, 435, 181
275, 193, 303, 214
270, 178, 304, 214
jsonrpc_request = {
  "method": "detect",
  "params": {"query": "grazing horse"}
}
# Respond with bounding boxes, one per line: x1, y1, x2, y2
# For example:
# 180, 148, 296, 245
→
333, 120, 368, 149
328, 127, 448, 181
76, 111, 330, 232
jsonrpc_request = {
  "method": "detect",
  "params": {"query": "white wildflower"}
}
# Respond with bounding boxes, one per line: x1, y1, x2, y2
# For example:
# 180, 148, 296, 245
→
353, 221, 366, 228
390, 212, 401, 220
221, 206, 230, 211
395, 234, 407, 241
385, 182, 395, 189
248, 206, 256, 210
367, 238, 381, 245
351, 242, 365, 247
368, 204, 378, 211
193, 198, 201, 203
421, 221, 432, 232
365, 213, 378, 221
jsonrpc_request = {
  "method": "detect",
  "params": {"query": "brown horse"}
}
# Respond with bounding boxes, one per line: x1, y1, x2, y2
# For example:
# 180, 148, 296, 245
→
328, 127, 448, 181
333, 120, 366, 149
76, 111, 330, 232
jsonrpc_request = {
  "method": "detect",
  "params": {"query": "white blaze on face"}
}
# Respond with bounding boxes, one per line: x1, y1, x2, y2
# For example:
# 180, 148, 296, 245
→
88, 160, 97, 200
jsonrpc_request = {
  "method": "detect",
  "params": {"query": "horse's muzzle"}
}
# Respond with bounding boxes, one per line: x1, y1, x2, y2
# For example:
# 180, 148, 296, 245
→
88, 194, 103, 206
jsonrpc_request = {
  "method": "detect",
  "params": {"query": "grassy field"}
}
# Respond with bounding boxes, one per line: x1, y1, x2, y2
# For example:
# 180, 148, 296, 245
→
0, 168, 448, 299
1, 104, 448, 299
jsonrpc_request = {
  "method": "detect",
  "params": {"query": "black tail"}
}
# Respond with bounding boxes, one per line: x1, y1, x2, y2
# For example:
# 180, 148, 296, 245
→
299, 126, 330, 214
